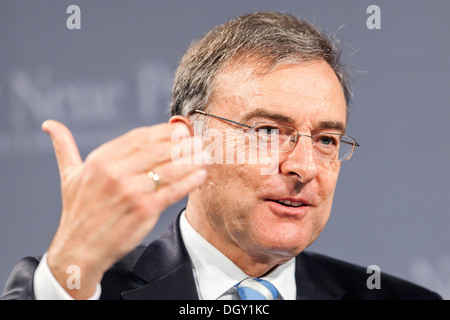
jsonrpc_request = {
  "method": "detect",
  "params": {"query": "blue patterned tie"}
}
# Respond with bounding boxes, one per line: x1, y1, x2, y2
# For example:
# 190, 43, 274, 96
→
236, 278, 279, 300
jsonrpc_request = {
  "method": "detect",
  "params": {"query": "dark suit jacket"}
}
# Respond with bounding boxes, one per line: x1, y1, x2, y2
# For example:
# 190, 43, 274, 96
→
1, 214, 442, 300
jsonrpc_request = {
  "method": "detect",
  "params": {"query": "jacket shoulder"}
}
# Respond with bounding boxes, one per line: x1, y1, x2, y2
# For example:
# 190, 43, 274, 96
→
0, 245, 148, 301
301, 251, 442, 300
1, 256, 41, 300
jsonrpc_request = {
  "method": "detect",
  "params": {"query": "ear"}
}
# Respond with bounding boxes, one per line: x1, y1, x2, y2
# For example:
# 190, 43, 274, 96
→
169, 115, 192, 133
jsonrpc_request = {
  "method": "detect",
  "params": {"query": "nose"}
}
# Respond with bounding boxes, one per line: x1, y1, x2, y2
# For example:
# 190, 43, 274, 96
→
279, 135, 318, 183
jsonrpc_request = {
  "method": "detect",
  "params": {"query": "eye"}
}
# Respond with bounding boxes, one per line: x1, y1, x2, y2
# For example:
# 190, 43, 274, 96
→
314, 134, 338, 146
254, 125, 281, 141
320, 136, 334, 146
256, 126, 278, 135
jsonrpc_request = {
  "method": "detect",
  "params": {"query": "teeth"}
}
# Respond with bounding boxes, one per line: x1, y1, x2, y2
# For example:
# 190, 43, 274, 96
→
277, 200, 303, 207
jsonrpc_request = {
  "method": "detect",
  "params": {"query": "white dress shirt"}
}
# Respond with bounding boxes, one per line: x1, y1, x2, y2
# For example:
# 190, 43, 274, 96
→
34, 252, 102, 300
179, 211, 297, 300
34, 211, 297, 300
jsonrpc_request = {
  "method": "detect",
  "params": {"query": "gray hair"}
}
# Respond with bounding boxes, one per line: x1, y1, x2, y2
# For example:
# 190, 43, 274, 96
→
170, 11, 350, 117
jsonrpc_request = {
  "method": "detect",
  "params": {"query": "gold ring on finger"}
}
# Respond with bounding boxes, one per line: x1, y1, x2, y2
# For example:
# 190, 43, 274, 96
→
148, 171, 161, 190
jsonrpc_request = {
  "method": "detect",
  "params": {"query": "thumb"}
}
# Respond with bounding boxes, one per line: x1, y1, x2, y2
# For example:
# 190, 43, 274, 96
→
42, 120, 82, 176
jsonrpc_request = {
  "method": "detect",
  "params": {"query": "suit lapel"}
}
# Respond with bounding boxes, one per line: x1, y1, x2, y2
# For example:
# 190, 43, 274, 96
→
121, 215, 199, 300
295, 251, 346, 300
120, 213, 347, 300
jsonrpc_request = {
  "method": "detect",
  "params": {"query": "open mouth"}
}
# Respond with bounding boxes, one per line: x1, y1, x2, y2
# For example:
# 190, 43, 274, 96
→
272, 199, 304, 208
265, 198, 310, 217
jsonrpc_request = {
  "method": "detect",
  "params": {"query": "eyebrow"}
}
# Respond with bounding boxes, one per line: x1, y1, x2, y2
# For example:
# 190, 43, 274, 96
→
241, 108, 295, 125
242, 108, 346, 134
317, 121, 346, 134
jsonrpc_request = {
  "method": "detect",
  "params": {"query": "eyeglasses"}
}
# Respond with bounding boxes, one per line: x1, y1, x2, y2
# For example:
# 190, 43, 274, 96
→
193, 109, 359, 162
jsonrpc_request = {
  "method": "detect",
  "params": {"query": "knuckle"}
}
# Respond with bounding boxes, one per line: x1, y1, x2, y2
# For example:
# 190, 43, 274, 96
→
105, 166, 121, 184
128, 127, 150, 146
84, 157, 124, 189
120, 184, 140, 205
132, 198, 153, 220
151, 146, 166, 160
84, 151, 105, 173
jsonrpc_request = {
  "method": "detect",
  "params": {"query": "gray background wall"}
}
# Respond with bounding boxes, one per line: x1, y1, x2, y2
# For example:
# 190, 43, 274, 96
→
1, 0, 449, 299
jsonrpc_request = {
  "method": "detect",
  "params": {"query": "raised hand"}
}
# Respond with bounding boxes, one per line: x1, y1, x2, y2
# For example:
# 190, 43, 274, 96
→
41, 120, 207, 299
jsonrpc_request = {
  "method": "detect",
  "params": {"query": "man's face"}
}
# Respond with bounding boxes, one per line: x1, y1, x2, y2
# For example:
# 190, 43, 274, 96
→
190, 59, 347, 263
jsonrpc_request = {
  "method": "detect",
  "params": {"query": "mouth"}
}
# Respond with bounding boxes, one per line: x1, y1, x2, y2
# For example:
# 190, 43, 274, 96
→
271, 199, 305, 208
265, 198, 311, 217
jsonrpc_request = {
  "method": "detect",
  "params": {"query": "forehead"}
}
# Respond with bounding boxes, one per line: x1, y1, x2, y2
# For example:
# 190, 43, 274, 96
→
209, 60, 347, 128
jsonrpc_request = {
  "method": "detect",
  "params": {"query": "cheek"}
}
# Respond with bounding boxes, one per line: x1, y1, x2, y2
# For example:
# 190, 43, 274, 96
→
295, 167, 340, 248
316, 161, 341, 198
308, 162, 341, 231
202, 162, 261, 201
200, 163, 264, 238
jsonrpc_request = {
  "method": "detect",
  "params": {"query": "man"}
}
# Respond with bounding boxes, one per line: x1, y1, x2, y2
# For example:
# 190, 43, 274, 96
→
1, 12, 441, 300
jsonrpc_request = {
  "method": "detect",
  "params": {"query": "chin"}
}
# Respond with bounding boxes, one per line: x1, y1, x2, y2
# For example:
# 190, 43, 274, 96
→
250, 224, 316, 259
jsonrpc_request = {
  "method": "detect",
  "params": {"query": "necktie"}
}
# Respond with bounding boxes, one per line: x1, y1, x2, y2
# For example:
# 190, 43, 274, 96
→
236, 278, 279, 300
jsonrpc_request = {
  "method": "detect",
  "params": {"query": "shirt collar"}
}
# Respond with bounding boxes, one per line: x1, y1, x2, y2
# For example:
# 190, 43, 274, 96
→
179, 211, 296, 300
